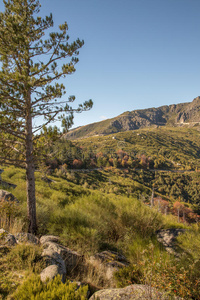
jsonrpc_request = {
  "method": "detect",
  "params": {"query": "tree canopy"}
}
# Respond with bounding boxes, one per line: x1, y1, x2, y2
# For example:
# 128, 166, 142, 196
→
0, 0, 93, 233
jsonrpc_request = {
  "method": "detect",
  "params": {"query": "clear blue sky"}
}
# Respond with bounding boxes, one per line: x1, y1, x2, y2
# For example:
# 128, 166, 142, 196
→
2, 0, 200, 128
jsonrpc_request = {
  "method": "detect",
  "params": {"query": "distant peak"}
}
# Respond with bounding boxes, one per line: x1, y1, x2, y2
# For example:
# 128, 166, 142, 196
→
193, 96, 200, 101
65, 97, 200, 139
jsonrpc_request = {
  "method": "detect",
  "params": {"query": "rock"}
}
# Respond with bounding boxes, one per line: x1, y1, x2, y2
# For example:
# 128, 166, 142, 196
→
0, 190, 18, 203
42, 248, 66, 282
89, 284, 179, 300
156, 229, 186, 254
43, 241, 83, 274
40, 264, 64, 282
90, 251, 129, 280
40, 235, 60, 244
4, 233, 17, 246
15, 233, 39, 244
0, 228, 17, 246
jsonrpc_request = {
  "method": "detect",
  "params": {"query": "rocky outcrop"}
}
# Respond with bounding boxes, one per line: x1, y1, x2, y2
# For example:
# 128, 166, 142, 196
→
40, 249, 66, 282
156, 228, 185, 254
0, 230, 184, 298
40, 235, 84, 283
41, 239, 83, 274
65, 96, 200, 139
89, 284, 179, 300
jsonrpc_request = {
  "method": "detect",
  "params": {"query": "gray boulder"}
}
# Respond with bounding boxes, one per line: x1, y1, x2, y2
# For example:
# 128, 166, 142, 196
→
15, 233, 39, 244
40, 264, 64, 282
0, 228, 17, 246
43, 241, 83, 274
156, 229, 185, 254
89, 284, 179, 300
42, 248, 66, 282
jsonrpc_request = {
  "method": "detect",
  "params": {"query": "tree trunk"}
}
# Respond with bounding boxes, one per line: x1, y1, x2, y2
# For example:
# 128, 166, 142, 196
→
26, 154, 37, 234
25, 94, 37, 234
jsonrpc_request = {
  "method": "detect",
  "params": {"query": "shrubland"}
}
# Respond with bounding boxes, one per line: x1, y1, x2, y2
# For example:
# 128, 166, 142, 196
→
1, 127, 200, 298
0, 162, 200, 299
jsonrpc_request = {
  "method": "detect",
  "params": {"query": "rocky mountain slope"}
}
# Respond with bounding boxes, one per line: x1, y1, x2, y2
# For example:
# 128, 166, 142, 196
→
66, 96, 200, 139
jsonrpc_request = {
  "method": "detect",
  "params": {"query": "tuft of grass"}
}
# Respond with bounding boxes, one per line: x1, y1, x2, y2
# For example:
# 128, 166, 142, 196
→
7, 243, 44, 273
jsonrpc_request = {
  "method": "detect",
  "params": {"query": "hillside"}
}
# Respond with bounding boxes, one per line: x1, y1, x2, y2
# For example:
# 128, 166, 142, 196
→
1, 163, 200, 299
1, 126, 200, 298
65, 96, 200, 139
1, 115, 200, 299
38, 126, 200, 213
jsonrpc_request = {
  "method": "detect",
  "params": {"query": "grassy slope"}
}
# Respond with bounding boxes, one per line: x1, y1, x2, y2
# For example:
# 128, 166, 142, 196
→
1, 127, 200, 298
1, 165, 200, 298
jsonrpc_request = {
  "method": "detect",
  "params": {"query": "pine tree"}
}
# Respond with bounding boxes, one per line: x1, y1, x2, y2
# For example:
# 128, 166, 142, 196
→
0, 0, 93, 234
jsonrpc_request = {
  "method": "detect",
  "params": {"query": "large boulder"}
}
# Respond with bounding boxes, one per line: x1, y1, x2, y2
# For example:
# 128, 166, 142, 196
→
42, 241, 83, 274
42, 248, 66, 282
40, 264, 63, 282
15, 233, 39, 245
0, 228, 17, 246
89, 251, 129, 281
156, 229, 186, 254
89, 284, 179, 300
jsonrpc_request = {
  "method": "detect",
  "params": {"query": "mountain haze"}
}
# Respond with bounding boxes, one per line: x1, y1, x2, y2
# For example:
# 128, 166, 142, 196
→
66, 97, 200, 139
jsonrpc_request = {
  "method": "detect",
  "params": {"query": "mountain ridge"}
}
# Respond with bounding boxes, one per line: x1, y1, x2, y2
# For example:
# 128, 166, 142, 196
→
66, 97, 200, 139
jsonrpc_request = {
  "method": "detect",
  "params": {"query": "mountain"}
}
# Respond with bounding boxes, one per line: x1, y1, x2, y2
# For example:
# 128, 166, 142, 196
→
65, 97, 200, 139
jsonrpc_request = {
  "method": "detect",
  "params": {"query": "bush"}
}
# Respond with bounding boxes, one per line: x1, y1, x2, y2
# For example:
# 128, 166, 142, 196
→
115, 242, 200, 299
114, 197, 163, 237
8, 243, 44, 273
12, 275, 88, 300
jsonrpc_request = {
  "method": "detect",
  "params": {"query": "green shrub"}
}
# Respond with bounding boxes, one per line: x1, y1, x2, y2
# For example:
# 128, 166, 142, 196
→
177, 227, 200, 260
8, 244, 44, 273
12, 275, 88, 300
115, 242, 200, 299
113, 197, 163, 237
